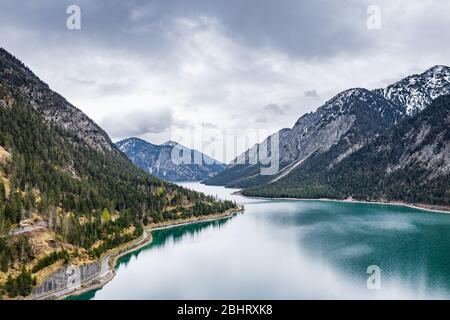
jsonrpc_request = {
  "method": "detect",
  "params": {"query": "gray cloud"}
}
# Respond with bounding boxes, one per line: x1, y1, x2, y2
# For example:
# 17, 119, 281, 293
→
96, 82, 134, 96
264, 103, 290, 115
101, 107, 173, 139
0, 0, 374, 60
2, 1, 449, 67
304, 90, 319, 98
201, 122, 219, 129
1, 0, 450, 161
254, 103, 290, 124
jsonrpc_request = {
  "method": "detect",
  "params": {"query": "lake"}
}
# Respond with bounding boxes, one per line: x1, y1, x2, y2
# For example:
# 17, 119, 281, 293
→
70, 182, 450, 300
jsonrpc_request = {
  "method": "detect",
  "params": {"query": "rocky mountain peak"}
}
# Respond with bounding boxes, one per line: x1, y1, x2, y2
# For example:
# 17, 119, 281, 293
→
117, 137, 225, 181
0, 48, 117, 153
319, 88, 399, 115
161, 140, 179, 147
378, 65, 450, 116
424, 65, 450, 77
205, 66, 450, 188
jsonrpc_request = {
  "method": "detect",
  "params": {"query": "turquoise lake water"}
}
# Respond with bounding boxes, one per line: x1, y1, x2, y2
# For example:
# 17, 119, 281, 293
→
70, 182, 450, 300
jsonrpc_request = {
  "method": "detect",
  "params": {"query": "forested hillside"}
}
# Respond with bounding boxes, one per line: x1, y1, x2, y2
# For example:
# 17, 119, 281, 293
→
0, 48, 237, 298
243, 95, 450, 206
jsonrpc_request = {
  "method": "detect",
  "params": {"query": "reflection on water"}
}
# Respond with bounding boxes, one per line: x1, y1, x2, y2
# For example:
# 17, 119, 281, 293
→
119, 218, 233, 269
70, 182, 450, 300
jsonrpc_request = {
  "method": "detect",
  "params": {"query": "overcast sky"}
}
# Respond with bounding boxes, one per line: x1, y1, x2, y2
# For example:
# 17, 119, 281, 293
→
1, 0, 449, 162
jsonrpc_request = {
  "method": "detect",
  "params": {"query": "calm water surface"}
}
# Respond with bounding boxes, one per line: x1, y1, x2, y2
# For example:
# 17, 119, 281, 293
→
71, 182, 450, 300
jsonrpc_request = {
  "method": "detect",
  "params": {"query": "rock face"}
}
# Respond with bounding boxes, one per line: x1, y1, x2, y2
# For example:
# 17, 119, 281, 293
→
0, 145, 11, 164
377, 65, 450, 117
205, 66, 450, 188
32, 263, 100, 299
0, 48, 116, 153
206, 88, 403, 187
117, 137, 225, 181
244, 95, 450, 205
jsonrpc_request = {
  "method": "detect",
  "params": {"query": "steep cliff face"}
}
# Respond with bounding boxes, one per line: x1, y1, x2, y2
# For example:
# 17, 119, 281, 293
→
117, 138, 225, 181
0, 48, 116, 153
245, 95, 450, 206
205, 66, 450, 189
206, 88, 402, 187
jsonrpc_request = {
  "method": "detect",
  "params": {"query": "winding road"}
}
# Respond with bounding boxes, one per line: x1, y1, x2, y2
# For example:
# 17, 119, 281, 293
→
99, 229, 149, 278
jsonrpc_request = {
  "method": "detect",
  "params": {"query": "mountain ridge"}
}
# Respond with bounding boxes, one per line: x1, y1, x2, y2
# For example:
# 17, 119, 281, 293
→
117, 137, 225, 181
0, 47, 237, 298
0, 48, 117, 153
205, 65, 450, 189
243, 94, 450, 206
377, 65, 450, 116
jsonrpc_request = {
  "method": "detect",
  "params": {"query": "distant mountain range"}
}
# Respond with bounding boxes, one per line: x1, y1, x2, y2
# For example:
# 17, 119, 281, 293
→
205, 66, 450, 206
2, 42, 449, 296
117, 137, 225, 181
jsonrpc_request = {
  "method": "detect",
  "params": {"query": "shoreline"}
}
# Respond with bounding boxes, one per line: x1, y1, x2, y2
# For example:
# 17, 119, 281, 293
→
30, 188, 449, 300
48, 207, 243, 300
239, 192, 450, 214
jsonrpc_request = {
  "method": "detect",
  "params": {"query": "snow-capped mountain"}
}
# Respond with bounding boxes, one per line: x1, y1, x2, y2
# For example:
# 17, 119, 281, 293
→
206, 87, 402, 187
117, 137, 225, 181
244, 94, 450, 206
377, 65, 450, 116
205, 65, 450, 188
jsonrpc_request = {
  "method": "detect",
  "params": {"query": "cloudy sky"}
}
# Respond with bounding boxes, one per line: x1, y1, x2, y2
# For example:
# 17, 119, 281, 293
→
1, 0, 449, 162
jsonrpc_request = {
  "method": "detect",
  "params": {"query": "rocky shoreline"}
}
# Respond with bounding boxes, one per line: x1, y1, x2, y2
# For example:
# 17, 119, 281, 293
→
31, 207, 244, 300
238, 192, 450, 214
